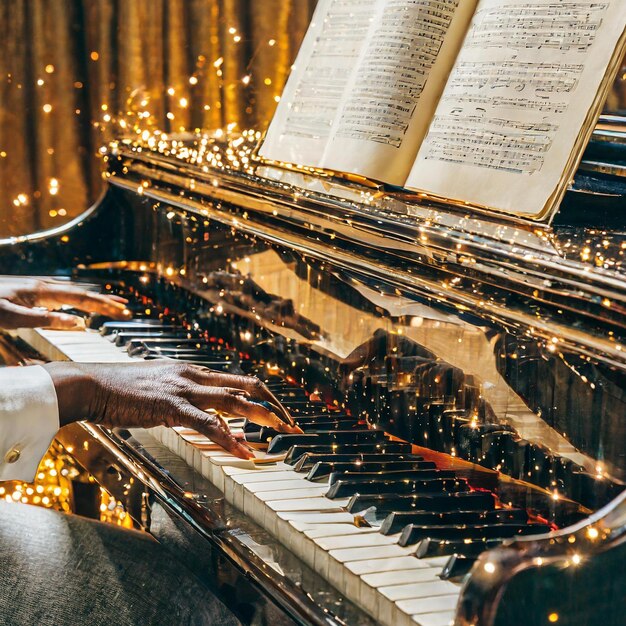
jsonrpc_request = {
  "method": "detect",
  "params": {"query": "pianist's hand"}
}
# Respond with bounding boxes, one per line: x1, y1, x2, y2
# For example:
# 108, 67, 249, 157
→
44, 361, 300, 459
0, 277, 129, 330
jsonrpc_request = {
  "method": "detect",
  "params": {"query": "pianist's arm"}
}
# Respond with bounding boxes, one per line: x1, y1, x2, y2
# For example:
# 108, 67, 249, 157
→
0, 279, 297, 482
0, 277, 130, 329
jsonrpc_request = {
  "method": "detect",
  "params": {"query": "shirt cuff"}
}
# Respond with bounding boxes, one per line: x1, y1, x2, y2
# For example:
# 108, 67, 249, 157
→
0, 365, 60, 482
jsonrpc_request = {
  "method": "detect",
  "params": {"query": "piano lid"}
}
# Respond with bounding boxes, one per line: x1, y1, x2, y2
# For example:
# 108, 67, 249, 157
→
103, 124, 626, 374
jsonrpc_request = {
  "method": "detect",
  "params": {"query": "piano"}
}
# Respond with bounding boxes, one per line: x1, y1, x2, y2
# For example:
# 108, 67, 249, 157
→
0, 117, 625, 626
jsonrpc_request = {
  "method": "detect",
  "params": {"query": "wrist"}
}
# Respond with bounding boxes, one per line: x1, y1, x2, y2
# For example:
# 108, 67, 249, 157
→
43, 362, 97, 427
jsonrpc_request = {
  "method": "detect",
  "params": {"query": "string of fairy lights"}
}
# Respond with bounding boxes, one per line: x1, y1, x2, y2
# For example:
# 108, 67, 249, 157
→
1, 440, 131, 527
3, 20, 289, 228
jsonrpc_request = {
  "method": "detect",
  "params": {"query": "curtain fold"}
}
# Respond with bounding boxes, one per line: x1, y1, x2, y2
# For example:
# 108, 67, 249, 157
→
0, 0, 317, 237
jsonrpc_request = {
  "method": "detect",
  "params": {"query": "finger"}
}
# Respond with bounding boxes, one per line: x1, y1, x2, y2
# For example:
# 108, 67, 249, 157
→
213, 387, 301, 433
185, 368, 297, 428
0, 300, 85, 330
29, 284, 131, 319
105, 294, 129, 304
178, 403, 253, 460
188, 385, 300, 433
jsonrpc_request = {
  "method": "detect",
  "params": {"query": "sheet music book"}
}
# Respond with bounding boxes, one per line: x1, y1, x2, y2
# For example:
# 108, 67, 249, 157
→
259, 0, 626, 222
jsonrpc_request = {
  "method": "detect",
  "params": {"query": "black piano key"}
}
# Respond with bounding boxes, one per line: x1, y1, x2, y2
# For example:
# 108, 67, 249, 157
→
112, 331, 193, 346
284, 442, 411, 465
298, 421, 364, 432
243, 429, 275, 444
127, 338, 209, 355
143, 357, 240, 372
306, 460, 436, 481
291, 414, 354, 425
346, 491, 496, 514
267, 429, 386, 454
141, 350, 235, 362
100, 320, 168, 335
326, 477, 467, 500
380, 508, 528, 535
327, 468, 454, 486
439, 555, 477, 580
283, 403, 333, 416
399, 522, 551, 546
130, 345, 239, 360
415, 537, 502, 559
259, 378, 291, 387
272, 389, 309, 401
243, 420, 358, 444
131, 337, 230, 349
293, 452, 424, 473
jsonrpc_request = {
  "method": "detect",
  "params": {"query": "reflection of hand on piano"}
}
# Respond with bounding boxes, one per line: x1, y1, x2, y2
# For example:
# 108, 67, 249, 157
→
0, 276, 130, 330
43, 360, 299, 460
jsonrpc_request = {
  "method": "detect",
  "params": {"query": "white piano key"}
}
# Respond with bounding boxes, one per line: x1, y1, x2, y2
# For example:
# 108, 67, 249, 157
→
412, 612, 455, 626
361, 568, 438, 588
253, 486, 329, 501
277, 511, 357, 524
346, 556, 430, 576
209, 456, 258, 468
419, 556, 453, 569
297, 523, 377, 538
200, 451, 217, 483
266, 497, 349, 513
221, 465, 261, 476
247, 488, 330, 514
244, 478, 315, 493
360, 570, 445, 625
397, 595, 458, 615
379, 580, 459, 602
330, 544, 416, 563
25, 326, 465, 626
315, 533, 398, 551
231, 470, 298, 483
185, 442, 196, 467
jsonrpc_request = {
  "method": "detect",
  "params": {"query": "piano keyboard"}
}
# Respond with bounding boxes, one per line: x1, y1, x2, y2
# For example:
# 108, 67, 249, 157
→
19, 323, 552, 626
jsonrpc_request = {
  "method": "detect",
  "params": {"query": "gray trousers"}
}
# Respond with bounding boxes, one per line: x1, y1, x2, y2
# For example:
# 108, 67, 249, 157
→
0, 501, 241, 626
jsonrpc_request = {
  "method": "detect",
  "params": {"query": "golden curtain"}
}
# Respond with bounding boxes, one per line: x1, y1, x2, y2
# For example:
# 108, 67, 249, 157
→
0, 0, 316, 237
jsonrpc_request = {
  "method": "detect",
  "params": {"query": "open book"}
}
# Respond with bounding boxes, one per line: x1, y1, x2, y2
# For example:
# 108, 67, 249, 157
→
259, 0, 626, 221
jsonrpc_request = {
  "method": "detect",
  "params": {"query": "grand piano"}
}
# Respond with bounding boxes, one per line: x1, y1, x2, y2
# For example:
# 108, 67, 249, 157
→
0, 116, 624, 626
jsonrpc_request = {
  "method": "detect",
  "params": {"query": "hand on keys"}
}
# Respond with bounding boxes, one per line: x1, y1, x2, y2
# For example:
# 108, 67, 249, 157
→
44, 360, 299, 459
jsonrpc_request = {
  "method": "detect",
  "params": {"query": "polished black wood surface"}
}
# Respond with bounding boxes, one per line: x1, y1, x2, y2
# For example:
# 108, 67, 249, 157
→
1, 133, 625, 625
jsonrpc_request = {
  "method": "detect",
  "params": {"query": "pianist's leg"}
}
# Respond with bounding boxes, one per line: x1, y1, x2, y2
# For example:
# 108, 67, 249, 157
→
0, 500, 241, 625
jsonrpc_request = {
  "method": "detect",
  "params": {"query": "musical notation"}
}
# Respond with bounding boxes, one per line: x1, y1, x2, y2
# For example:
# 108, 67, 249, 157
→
465, 2, 608, 52
423, 121, 552, 175
441, 94, 568, 115
335, 0, 459, 148
448, 61, 582, 95
283, 0, 377, 140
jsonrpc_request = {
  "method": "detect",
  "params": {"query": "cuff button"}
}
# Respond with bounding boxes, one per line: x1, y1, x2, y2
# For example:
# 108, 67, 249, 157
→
5, 447, 21, 464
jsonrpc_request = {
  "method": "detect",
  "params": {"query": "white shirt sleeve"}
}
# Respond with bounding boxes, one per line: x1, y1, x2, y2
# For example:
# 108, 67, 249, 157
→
0, 365, 60, 482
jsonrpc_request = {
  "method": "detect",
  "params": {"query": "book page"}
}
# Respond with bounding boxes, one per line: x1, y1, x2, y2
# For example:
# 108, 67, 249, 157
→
259, 0, 377, 166
260, 0, 478, 185
407, 0, 626, 220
